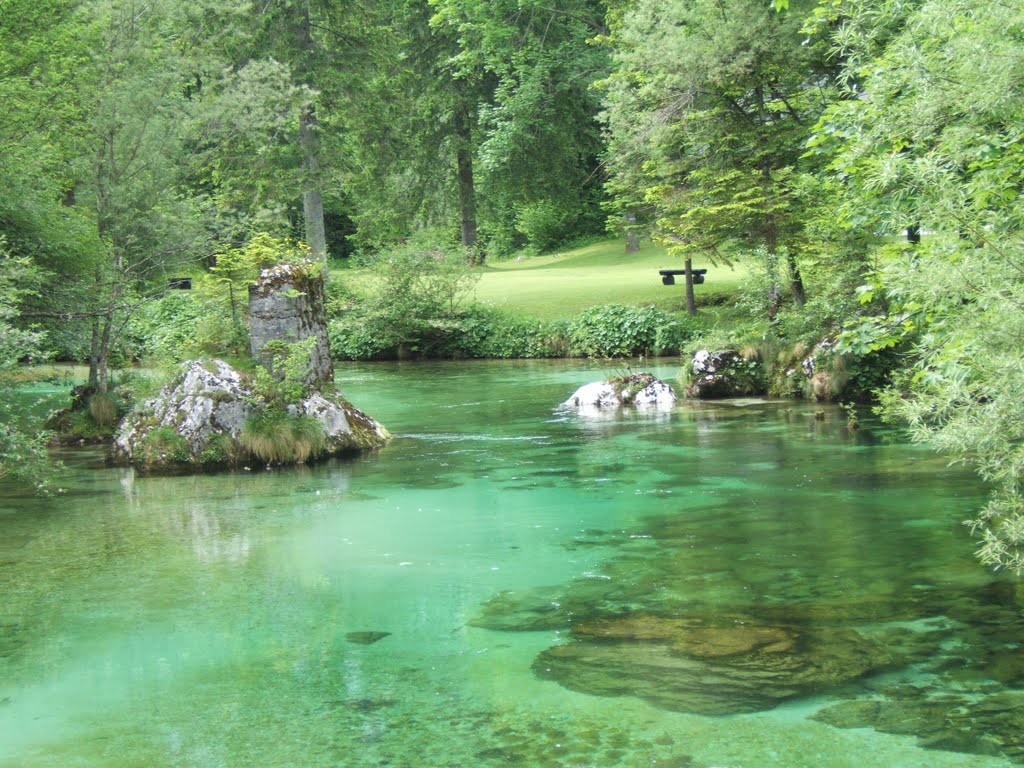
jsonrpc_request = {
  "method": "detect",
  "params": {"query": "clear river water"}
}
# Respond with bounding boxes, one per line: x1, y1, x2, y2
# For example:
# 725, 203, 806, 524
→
2, 360, 1024, 768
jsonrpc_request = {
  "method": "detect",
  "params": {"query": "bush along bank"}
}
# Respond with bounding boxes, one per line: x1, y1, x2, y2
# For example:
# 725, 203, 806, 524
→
328, 303, 694, 361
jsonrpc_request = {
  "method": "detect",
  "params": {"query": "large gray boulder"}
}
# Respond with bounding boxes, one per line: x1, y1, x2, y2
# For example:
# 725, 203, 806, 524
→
113, 359, 389, 468
685, 349, 766, 399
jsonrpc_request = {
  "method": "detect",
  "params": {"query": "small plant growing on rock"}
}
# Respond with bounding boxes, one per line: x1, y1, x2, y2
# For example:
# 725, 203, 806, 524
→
249, 337, 318, 406
609, 372, 660, 404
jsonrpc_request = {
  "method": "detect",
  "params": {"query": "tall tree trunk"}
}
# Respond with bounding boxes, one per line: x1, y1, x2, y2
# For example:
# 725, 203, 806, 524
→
625, 210, 640, 254
763, 232, 783, 322
296, 0, 326, 261
754, 84, 784, 321
684, 257, 697, 315
97, 311, 114, 394
765, 224, 782, 322
88, 314, 100, 390
299, 106, 327, 260
453, 106, 477, 252
787, 251, 807, 307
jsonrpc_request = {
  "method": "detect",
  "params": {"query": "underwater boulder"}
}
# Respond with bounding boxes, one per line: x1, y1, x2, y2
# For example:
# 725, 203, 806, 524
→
533, 618, 896, 716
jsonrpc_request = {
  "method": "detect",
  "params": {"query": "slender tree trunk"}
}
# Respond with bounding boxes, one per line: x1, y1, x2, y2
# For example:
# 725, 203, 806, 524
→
296, 0, 327, 261
88, 314, 100, 390
453, 106, 477, 252
765, 226, 782, 322
97, 311, 114, 394
684, 257, 697, 315
787, 251, 807, 307
754, 84, 784, 321
299, 106, 327, 260
625, 210, 640, 254
763, 228, 783, 322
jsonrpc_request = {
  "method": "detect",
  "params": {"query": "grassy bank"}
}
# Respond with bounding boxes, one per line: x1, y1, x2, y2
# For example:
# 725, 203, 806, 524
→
473, 239, 748, 320
333, 238, 749, 322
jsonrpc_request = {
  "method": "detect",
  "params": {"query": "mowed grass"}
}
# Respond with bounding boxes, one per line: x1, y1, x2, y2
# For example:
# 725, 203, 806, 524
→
473, 238, 748, 320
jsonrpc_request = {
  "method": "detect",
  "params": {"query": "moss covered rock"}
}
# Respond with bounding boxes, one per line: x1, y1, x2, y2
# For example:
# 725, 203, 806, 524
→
686, 349, 765, 398
248, 262, 334, 388
113, 359, 389, 470
563, 372, 677, 410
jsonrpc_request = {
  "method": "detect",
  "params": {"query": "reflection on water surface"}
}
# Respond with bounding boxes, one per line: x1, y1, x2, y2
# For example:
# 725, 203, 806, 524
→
0, 360, 1020, 767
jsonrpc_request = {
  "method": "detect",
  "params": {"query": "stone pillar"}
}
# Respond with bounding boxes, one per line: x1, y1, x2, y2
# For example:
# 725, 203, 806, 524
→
248, 262, 334, 387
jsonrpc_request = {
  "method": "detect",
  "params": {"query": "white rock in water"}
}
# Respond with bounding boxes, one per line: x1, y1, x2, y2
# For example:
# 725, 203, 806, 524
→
562, 373, 677, 409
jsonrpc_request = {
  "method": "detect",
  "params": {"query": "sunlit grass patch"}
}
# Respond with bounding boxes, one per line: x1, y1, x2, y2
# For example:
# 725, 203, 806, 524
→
474, 239, 747, 320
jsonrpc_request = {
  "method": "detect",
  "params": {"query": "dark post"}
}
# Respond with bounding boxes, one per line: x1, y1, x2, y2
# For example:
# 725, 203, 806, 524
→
684, 258, 697, 315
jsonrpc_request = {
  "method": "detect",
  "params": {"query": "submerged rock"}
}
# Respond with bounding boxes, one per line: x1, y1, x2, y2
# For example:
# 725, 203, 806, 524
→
813, 691, 1022, 761
685, 350, 765, 399
534, 619, 895, 716
345, 631, 392, 645
113, 359, 389, 469
563, 373, 676, 409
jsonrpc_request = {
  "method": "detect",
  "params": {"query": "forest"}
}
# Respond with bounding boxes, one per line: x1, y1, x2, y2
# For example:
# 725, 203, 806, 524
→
2, 0, 1023, 573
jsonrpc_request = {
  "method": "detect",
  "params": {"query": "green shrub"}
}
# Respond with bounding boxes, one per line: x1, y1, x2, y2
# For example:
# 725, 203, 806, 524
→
328, 310, 392, 360
240, 411, 327, 465
344, 234, 480, 355
198, 433, 239, 465
514, 200, 573, 253
250, 337, 317, 404
567, 304, 689, 358
330, 305, 569, 361
126, 292, 204, 363
440, 307, 566, 359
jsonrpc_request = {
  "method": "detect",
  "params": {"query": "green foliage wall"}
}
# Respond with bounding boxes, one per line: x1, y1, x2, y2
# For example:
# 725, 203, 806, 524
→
814, 0, 1024, 571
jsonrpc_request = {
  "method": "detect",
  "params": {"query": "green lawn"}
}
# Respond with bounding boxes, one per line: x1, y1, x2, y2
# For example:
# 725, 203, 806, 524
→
472, 238, 748, 320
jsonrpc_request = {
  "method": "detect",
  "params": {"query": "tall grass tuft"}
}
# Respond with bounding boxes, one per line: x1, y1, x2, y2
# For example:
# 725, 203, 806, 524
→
240, 411, 327, 464
88, 392, 120, 427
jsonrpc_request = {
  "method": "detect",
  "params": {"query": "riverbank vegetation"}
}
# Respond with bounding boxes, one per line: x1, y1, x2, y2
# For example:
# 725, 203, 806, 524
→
2, 0, 1023, 570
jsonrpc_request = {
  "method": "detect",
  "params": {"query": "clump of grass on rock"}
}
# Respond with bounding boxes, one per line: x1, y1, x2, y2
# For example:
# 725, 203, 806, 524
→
240, 410, 327, 465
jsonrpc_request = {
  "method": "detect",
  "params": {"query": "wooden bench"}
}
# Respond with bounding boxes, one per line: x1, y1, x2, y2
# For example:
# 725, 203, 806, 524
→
658, 268, 707, 286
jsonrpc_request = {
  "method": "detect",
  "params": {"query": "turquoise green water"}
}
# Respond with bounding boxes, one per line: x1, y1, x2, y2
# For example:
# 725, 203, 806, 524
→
2, 360, 1022, 767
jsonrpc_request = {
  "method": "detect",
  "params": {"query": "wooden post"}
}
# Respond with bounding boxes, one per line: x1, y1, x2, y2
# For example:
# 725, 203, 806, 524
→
684, 258, 697, 315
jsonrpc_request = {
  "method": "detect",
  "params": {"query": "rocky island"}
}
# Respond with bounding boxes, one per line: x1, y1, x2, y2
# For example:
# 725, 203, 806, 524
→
114, 262, 389, 470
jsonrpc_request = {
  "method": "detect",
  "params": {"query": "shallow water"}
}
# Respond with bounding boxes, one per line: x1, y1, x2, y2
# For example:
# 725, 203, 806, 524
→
1, 360, 1021, 767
